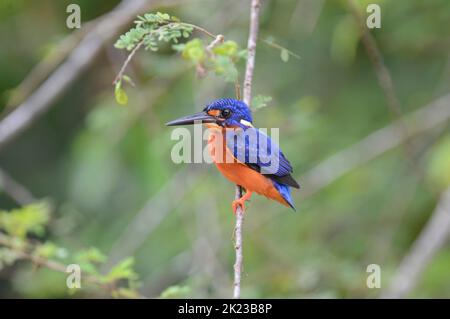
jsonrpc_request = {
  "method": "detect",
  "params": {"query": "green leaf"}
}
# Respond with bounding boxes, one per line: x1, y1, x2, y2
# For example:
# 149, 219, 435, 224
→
114, 27, 148, 51
252, 95, 273, 109
122, 75, 135, 87
280, 49, 289, 62
114, 81, 128, 106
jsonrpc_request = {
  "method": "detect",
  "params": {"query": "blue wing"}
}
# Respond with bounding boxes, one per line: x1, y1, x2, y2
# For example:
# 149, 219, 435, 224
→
225, 127, 299, 188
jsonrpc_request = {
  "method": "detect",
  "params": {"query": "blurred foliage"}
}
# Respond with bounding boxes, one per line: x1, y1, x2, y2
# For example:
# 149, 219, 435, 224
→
0, 202, 141, 298
0, 0, 450, 299
0, 202, 50, 238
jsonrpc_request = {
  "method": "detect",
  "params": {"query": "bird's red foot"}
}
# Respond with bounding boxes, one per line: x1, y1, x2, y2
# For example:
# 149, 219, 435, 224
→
232, 190, 253, 215
232, 198, 246, 214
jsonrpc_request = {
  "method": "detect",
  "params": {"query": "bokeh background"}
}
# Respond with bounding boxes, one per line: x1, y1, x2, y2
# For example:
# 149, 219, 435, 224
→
1, 0, 450, 298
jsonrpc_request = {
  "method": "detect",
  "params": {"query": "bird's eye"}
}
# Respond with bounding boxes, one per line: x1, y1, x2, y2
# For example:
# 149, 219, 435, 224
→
221, 108, 231, 118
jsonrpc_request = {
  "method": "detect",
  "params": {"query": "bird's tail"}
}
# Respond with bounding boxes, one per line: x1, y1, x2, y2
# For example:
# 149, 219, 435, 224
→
272, 181, 296, 211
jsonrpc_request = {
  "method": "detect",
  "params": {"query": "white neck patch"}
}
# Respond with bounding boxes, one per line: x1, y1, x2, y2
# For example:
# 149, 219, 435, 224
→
240, 119, 253, 127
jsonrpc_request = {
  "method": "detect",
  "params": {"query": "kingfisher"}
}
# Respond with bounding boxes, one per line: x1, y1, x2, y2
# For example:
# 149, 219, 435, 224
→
166, 98, 300, 213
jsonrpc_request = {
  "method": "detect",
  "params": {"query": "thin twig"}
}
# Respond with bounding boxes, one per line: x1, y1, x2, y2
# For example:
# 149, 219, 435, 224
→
381, 186, 450, 298
113, 38, 146, 85
206, 34, 225, 51
261, 38, 301, 60
233, 0, 262, 299
185, 23, 218, 39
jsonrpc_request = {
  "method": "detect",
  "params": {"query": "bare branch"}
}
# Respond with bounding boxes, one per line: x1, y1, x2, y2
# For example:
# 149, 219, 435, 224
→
382, 186, 450, 298
243, 0, 262, 107
300, 93, 450, 198
233, 0, 262, 299
0, 168, 36, 205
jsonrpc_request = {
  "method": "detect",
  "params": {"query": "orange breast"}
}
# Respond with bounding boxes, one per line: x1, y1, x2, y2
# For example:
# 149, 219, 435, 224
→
206, 127, 289, 207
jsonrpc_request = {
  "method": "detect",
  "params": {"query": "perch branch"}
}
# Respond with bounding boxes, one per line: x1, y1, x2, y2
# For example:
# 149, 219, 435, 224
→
233, 0, 262, 299
242, 0, 262, 107
381, 186, 450, 298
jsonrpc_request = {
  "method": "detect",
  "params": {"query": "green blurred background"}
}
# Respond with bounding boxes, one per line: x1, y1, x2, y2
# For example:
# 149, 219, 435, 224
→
1, 0, 450, 298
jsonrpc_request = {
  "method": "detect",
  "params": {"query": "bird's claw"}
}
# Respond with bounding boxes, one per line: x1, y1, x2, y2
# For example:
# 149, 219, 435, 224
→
232, 198, 246, 215
231, 190, 253, 215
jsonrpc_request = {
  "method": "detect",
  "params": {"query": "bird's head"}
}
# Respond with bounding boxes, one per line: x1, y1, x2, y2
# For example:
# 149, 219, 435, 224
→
166, 98, 253, 129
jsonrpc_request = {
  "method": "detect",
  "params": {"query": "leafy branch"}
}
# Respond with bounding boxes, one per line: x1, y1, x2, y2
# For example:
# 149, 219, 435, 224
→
113, 12, 247, 105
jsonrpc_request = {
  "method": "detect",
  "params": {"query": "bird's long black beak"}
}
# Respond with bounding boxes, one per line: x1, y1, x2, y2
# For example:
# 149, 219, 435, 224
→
165, 111, 216, 126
